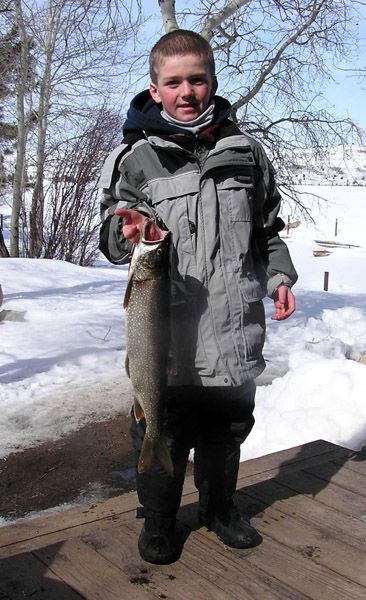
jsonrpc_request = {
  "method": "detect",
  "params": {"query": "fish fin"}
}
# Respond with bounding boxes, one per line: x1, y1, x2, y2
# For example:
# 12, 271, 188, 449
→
133, 398, 145, 423
123, 276, 133, 309
125, 354, 130, 378
138, 438, 174, 477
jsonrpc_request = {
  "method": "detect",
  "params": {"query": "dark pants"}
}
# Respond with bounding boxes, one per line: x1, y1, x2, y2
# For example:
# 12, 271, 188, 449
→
130, 381, 256, 519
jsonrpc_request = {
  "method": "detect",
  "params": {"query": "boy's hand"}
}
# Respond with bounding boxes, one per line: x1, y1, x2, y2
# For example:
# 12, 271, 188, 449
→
114, 208, 164, 244
271, 285, 296, 321
114, 208, 147, 244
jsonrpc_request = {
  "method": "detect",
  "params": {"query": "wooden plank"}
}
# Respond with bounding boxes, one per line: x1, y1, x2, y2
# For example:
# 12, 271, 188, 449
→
246, 536, 366, 600
236, 445, 352, 485
237, 486, 366, 587
126, 518, 309, 600
236, 477, 366, 552
0, 548, 83, 599
274, 469, 366, 520
178, 504, 366, 600
35, 537, 152, 600
177, 531, 308, 600
0, 509, 135, 560
236, 440, 351, 481
332, 453, 366, 476
0, 491, 139, 552
84, 521, 234, 600
304, 461, 366, 496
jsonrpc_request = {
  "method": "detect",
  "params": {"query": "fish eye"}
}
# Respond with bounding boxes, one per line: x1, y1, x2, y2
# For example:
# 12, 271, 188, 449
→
156, 248, 163, 255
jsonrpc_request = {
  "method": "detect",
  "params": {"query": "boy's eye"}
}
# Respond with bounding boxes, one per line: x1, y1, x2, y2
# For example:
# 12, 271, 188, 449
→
164, 77, 207, 87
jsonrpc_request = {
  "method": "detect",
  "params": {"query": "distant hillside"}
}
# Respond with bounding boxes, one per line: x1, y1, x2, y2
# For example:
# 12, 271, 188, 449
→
283, 145, 366, 187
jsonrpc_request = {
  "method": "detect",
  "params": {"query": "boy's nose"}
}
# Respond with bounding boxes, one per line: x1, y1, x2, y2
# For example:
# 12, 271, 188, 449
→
180, 81, 194, 97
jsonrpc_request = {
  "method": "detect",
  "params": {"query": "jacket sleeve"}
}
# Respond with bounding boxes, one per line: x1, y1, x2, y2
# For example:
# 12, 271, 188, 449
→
98, 143, 156, 265
250, 141, 298, 297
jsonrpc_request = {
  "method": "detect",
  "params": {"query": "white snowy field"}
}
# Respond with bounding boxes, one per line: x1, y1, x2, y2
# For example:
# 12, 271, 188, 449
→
0, 185, 366, 465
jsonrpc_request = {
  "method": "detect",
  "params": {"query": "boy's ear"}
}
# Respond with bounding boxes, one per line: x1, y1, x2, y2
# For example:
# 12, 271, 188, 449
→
149, 82, 161, 104
211, 75, 218, 97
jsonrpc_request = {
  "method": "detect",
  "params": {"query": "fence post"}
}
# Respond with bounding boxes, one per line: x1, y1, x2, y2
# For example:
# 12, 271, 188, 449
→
323, 271, 329, 291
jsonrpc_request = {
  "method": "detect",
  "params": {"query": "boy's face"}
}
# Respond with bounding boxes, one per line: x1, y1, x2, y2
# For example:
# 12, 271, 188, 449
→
149, 54, 217, 122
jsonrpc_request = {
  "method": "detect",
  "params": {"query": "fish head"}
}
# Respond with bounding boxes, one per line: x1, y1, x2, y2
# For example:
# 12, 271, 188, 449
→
130, 221, 170, 282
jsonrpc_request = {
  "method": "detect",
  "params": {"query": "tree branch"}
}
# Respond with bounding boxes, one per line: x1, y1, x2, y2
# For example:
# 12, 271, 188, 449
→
231, 0, 326, 114
158, 0, 179, 34
200, 0, 252, 40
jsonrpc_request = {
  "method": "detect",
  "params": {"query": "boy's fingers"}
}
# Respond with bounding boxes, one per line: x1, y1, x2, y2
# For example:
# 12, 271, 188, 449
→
123, 224, 140, 243
271, 286, 296, 320
114, 208, 146, 225
115, 207, 132, 223
114, 208, 148, 243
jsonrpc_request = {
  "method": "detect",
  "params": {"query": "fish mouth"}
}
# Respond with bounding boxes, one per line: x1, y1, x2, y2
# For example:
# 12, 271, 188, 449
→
128, 220, 170, 277
141, 219, 167, 244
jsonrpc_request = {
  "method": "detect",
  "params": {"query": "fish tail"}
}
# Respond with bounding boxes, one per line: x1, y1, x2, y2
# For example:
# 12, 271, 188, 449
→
138, 437, 174, 477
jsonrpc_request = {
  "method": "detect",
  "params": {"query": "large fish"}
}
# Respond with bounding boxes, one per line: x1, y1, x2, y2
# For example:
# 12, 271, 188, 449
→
124, 219, 173, 477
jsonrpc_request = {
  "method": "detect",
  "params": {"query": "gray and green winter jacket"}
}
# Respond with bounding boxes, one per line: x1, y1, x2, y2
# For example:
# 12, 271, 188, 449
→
99, 91, 297, 387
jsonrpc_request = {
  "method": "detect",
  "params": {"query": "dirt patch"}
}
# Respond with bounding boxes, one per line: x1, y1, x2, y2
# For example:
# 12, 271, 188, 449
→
0, 413, 137, 521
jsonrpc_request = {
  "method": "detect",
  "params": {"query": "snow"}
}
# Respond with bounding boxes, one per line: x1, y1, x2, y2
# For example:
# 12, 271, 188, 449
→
285, 145, 366, 186
1, 185, 366, 476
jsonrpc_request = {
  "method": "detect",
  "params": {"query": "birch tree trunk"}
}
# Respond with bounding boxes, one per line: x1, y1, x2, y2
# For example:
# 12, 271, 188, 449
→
29, 0, 63, 257
11, 0, 29, 257
158, 0, 179, 33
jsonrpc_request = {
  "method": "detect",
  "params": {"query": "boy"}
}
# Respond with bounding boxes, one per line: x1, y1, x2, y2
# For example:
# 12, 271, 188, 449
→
99, 29, 297, 564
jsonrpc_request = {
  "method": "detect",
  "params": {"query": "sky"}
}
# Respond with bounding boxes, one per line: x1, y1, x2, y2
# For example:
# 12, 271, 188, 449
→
320, 6, 366, 131
1, 177, 366, 499
323, 57, 366, 132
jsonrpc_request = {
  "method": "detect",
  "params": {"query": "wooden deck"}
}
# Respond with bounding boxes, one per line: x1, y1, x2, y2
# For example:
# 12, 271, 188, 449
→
0, 439, 365, 599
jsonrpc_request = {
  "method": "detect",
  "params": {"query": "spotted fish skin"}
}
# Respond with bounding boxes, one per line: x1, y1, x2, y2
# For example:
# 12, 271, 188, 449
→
124, 222, 173, 476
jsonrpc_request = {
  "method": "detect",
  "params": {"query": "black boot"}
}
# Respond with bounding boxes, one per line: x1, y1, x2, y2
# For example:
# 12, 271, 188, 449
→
138, 514, 178, 564
193, 383, 260, 549
199, 503, 261, 548
130, 400, 191, 564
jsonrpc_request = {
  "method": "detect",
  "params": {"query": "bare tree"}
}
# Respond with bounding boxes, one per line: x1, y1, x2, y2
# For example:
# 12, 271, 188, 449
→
3, 0, 142, 258
42, 108, 123, 265
27, 0, 142, 257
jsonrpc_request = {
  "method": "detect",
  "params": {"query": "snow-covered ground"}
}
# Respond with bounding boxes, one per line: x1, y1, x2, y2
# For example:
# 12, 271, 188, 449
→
1, 185, 366, 467
284, 145, 366, 186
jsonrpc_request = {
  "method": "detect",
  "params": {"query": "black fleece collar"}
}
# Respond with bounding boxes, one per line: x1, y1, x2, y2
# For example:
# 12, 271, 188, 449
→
122, 89, 232, 138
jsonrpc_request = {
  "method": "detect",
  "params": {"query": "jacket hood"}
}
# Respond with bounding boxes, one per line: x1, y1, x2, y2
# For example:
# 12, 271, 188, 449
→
123, 89, 232, 137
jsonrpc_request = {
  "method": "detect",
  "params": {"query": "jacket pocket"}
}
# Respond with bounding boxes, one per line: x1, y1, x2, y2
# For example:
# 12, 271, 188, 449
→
217, 176, 264, 302
147, 173, 200, 260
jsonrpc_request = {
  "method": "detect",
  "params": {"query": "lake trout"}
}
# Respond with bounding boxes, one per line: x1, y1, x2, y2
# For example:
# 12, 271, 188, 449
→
123, 219, 173, 477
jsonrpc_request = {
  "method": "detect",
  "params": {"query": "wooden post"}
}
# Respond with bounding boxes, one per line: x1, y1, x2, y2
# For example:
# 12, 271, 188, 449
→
323, 271, 329, 291
335, 218, 338, 237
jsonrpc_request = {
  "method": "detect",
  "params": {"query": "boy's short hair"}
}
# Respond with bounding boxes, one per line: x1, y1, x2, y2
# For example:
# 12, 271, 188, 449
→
149, 29, 215, 83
